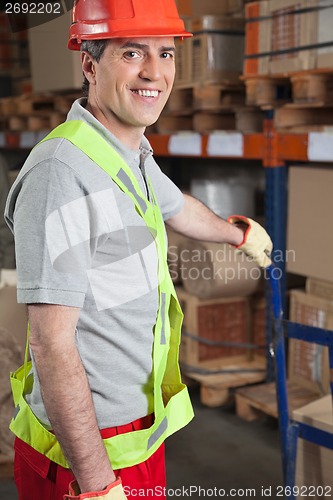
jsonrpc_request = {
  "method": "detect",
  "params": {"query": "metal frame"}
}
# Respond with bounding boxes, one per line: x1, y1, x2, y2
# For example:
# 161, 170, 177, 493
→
267, 265, 333, 500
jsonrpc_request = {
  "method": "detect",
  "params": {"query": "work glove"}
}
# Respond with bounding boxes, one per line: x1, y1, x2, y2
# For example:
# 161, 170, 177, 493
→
228, 215, 272, 268
64, 477, 128, 500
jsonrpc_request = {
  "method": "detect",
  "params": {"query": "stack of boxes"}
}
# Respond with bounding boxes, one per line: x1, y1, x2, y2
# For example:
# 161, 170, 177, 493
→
154, 0, 256, 134
175, 0, 244, 85
287, 167, 333, 362
243, 0, 333, 130
287, 166, 333, 490
244, 0, 333, 77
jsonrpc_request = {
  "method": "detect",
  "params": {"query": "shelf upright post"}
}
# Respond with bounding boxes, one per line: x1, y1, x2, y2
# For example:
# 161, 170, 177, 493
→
263, 110, 287, 382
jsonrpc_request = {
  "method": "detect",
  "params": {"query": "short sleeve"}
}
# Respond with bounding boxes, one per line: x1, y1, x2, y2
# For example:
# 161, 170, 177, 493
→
146, 158, 184, 220
10, 159, 103, 306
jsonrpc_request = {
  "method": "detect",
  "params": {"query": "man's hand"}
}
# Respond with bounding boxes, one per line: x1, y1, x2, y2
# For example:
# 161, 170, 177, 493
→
228, 215, 273, 268
64, 477, 128, 500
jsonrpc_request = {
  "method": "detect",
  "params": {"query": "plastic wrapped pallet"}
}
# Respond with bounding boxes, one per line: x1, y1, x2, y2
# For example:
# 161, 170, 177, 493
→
191, 16, 245, 85
190, 175, 256, 220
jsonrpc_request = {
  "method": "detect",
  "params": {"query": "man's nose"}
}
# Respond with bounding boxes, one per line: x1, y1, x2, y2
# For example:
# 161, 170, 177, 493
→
139, 55, 162, 81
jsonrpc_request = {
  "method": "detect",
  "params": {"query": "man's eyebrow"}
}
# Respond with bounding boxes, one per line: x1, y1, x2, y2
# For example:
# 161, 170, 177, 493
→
120, 42, 149, 50
160, 46, 176, 53
119, 42, 176, 53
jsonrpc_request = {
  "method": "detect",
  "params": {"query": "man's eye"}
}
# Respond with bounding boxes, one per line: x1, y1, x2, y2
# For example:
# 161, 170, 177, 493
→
161, 52, 174, 59
125, 51, 140, 59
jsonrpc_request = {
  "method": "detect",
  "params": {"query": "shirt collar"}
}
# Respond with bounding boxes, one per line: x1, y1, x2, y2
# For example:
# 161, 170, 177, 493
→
67, 98, 153, 165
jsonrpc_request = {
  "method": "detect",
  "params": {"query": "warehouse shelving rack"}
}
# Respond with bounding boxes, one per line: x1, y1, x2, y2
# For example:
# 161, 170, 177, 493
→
149, 118, 333, 500
262, 116, 333, 500
268, 262, 333, 500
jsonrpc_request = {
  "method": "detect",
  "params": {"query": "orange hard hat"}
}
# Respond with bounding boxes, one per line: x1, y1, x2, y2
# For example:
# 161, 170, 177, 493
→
68, 0, 192, 50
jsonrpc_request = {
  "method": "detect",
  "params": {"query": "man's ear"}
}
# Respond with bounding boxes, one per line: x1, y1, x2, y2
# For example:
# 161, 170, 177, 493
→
81, 52, 96, 85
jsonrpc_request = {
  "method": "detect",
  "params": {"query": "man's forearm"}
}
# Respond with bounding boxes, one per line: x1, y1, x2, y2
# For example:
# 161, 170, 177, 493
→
29, 305, 115, 493
166, 194, 244, 246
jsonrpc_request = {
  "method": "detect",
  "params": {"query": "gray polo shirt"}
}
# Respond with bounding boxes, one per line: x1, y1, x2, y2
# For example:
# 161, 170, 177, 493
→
5, 98, 184, 428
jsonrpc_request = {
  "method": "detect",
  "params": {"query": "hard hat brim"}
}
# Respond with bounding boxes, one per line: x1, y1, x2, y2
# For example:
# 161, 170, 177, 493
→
68, 30, 192, 51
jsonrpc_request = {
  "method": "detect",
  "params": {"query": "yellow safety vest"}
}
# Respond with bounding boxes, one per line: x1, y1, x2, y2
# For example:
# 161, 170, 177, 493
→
9, 120, 194, 470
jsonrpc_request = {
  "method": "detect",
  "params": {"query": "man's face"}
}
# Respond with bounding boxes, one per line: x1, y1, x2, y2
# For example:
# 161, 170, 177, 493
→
84, 37, 176, 138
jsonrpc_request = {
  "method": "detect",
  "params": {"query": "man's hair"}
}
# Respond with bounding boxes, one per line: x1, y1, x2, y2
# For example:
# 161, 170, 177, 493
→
80, 39, 108, 96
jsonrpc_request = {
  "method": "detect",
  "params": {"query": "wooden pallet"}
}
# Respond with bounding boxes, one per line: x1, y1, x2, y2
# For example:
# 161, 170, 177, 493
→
165, 86, 193, 115
193, 84, 245, 111
7, 112, 67, 132
156, 108, 265, 134
274, 105, 333, 132
244, 76, 292, 108
235, 381, 321, 421
244, 71, 333, 108
0, 92, 80, 132
161, 82, 264, 134
166, 84, 247, 112
183, 355, 266, 408
243, 70, 333, 131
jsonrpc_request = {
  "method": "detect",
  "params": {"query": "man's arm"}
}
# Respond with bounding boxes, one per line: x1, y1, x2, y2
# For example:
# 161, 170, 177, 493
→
28, 303, 116, 493
166, 193, 244, 245
166, 193, 272, 268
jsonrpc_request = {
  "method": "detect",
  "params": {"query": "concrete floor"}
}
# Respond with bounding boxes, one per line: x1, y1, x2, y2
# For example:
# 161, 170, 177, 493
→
0, 386, 283, 499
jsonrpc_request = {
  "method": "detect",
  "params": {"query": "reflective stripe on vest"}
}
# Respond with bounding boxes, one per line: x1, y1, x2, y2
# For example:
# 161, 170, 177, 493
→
9, 120, 194, 470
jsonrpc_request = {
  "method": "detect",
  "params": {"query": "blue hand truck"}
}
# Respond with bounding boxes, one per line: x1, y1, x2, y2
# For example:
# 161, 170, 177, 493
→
267, 264, 333, 500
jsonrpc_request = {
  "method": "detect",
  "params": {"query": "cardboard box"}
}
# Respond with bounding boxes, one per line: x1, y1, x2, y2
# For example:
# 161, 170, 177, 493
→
176, 286, 251, 368
28, 11, 82, 92
244, 0, 318, 76
268, 0, 317, 75
289, 289, 331, 395
306, 277, 333, 301
315, 0, 333, 69
293, 395, 333, 495
287, 167, 333, 282
191, 16, 245, 84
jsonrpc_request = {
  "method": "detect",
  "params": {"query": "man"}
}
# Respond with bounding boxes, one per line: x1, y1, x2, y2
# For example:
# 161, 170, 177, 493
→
5, 1, 272, 499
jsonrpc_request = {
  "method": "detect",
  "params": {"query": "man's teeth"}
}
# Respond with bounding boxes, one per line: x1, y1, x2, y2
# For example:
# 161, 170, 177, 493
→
134, 90, 159, 97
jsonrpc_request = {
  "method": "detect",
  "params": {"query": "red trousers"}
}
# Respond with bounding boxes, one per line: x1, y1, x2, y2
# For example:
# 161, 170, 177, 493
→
14, 415, 166, 500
